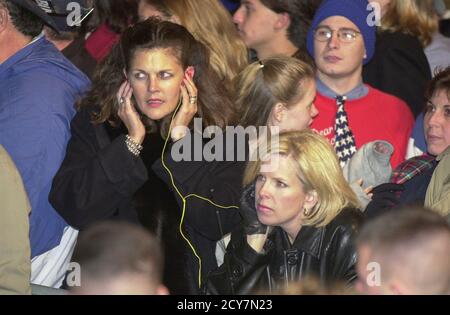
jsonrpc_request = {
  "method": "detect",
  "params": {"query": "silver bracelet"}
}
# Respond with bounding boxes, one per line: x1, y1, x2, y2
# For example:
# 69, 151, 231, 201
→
125, 135, 143, 156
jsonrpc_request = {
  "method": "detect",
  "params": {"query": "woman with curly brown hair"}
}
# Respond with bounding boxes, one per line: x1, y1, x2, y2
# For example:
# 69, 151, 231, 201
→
49, 18, 235, 294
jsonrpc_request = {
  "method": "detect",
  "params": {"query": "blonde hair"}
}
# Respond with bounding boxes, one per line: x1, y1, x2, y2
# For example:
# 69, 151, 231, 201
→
380, 0, 438, 47
236, 56, 315, 128
162, 0, 249, 93
243, 130, 361, 227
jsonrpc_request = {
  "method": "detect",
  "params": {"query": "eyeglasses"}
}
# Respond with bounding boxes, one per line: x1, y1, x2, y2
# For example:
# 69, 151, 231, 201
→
314, 26, 361, 43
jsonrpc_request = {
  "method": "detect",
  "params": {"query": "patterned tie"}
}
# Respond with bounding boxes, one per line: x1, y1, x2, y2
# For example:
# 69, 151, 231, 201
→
334, 95, 357, 167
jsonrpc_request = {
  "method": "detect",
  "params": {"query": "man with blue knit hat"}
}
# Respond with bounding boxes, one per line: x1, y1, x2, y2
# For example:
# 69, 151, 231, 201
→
307, 0, 414, 169
0, 0, 90, 288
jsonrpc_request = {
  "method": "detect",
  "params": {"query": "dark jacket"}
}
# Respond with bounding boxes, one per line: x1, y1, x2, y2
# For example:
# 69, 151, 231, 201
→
365, 162, 437, 220
49, 107, 193, 294
49, 107, 146, 228
152, 131, 246, 289
62, 36, 97, 80
363, 30, 431, 117
204, 188, 364, 295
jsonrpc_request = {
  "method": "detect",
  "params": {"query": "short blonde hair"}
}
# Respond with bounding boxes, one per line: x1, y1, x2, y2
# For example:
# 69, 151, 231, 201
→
380, 0, 438, 47
243, 130, 361, 227
163, 0, 249, 93
236, 56, 315, 128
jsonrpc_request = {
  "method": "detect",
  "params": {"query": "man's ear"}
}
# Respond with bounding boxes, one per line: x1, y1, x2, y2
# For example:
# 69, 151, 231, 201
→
270, 102, 286, 125
0, 6, 9, 33
274, 12, 291, 31
304, 190, 319, 212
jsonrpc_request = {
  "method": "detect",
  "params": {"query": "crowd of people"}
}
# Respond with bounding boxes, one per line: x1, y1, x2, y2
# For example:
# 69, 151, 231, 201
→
0, 0, 449, 295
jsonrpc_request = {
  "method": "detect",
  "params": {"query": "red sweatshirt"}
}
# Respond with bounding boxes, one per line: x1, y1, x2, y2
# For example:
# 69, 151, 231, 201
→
311, 86, 414, 168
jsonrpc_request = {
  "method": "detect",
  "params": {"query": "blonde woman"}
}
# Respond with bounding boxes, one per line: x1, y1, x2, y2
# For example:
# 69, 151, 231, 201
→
138, 0, 249, 94
205, 130, 363, 294
364, 0, 436, 117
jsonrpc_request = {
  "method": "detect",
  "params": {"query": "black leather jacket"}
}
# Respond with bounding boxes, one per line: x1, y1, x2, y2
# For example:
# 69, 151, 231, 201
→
204, 189, 363, 294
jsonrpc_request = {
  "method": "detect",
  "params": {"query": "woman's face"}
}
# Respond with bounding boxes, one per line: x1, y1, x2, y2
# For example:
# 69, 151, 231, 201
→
255, 154, 312, 235
127, 48, 184, 121
424, 89, 450, 156
270, 79, 318, 133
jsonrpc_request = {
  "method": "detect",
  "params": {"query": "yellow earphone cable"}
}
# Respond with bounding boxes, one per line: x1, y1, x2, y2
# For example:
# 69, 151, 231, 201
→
160, 100, 238, 289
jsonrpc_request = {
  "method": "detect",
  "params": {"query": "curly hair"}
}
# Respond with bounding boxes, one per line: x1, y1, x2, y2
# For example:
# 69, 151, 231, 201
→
78, 18, 236, 136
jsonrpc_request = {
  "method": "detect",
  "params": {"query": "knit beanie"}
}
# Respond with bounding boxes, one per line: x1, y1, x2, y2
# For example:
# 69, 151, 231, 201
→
306, 0, 376, 65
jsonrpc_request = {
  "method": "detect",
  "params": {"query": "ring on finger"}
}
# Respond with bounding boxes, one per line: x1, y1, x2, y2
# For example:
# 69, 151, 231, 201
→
189, 95, 197, 104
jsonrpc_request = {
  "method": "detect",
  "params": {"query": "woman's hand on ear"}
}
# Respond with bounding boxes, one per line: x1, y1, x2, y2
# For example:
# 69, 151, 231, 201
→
170, 73, 198, 142
117, 81, 146, 145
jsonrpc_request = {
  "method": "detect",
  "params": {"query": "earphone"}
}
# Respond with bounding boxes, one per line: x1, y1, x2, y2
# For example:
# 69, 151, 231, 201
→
160, 90, 238, 289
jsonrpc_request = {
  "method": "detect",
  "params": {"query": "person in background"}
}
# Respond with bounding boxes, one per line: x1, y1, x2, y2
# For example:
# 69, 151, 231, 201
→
0, 0, 90, 288
232, 0, 322, 62
205, 130, 363, 294
407, 0, 450, 157
356, 207, 450, 295
49, 19, 234, 294
364, 0, 433, 118
70, 221, 168, 295
138, 0, 248, 95
307, 0, 413, 169
42, 0, 97, 79
366, 67, 450, 220
0, 145, 31, 295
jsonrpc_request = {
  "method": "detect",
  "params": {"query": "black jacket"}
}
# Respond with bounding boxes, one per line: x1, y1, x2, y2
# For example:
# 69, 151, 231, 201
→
363, 30, 431, 117
204, 188, 363, 294
49, 107, 193, 294
62, 36, 97, 80
152, 131, 246, 288
49, 107, 146, 228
